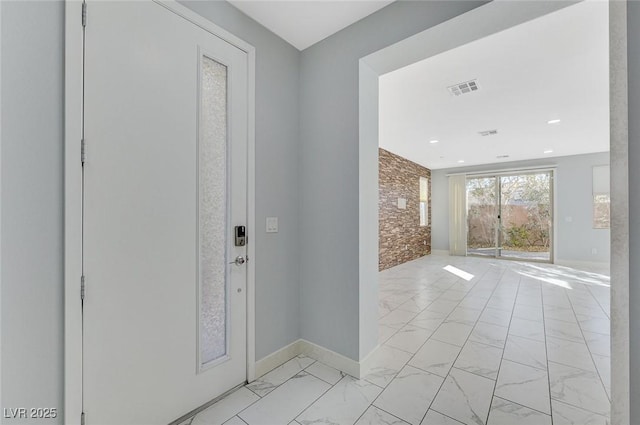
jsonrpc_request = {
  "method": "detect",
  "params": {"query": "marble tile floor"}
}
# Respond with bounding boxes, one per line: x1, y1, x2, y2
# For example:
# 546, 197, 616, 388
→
184, 254, 611, 425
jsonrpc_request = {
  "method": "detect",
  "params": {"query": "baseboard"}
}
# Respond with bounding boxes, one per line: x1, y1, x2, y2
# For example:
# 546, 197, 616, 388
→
253, 339, 365, 380
430, 249, 450, 256
298, 339, 362, 378
357, 343, 381, 379
253, 339, 304, 380
555, 259, 610, 271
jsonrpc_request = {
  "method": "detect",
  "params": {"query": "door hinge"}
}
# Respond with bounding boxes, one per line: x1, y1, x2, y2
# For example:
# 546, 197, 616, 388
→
81, 412, 86, 425
81, 139, 86, 164
81, 276, 86, 301
82, 2, 87, 28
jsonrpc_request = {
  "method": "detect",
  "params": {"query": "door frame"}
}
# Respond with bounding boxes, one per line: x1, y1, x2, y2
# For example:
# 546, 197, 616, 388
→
63, 1, 256, 422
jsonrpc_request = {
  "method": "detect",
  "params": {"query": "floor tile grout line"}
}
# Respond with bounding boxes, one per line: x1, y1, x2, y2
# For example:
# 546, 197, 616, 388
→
232, 416, 249, 425
245, 386, 262, 399
379, 278, 457, 333
292, 374, 353, 423
236, 363, 325, 421
540, 282, 555, 423
564, 283, 611, 402
376, 256, 608, 424
373, 262, 502, 425
192, 384, 266, 424
583, 276, 611, 319
201, 258, 610, 425
425, 264, 511, 425
429, 407, 468, 424
380, 258, 609, 425
487, 273, 522, 424
447, 362, 500, 382
401, 264, 495, 364
491, 394, 552, 418
543, 362, 613, 417
550, 397, 610, 419
356, 404, 411, 425
497, 355, 547, 372
245, 356, 317, 398
415, 363, 454, 424
377, 274, 469, 367
303, 361, 347, 386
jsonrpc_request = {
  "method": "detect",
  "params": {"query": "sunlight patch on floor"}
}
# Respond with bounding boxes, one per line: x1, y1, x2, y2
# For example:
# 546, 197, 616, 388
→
516, 270, 573, 289
515, 263, 610, 288
443, 265, 474, 281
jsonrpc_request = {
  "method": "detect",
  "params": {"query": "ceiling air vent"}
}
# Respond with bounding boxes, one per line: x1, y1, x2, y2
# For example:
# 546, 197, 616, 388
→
447, 79, 479, 96
478, 129, 498, 137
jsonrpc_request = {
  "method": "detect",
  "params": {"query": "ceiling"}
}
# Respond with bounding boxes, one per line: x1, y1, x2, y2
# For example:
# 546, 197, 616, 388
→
228, 0, 394, 50
378, 1, 609, 170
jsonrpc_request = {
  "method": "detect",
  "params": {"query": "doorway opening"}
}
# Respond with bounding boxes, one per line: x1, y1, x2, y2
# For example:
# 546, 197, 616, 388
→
362, 0, 626, 423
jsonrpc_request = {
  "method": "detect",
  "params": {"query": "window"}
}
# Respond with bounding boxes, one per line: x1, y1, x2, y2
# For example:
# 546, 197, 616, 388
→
593, 165, 610, 229
419, 176, 429, 226
199, 56, 229, 366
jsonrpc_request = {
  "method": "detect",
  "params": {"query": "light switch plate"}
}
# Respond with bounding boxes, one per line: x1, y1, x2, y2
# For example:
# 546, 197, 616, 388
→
397, 198, 407, 209
266, 217, 278, 233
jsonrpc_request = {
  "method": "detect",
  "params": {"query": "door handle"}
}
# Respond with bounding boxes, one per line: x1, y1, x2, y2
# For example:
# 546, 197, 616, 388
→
229, 256, 247, 266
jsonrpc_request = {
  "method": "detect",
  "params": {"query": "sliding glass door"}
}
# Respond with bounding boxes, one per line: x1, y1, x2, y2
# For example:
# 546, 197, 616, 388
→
466, 177, 499, 257
466, 171, 553, 262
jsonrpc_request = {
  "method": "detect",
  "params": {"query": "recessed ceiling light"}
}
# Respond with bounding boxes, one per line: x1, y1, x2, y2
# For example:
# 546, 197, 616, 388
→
544, 149, 554, 154
457, 160, 465, 163
429, 140, 439, 144
547, 119, 561, 124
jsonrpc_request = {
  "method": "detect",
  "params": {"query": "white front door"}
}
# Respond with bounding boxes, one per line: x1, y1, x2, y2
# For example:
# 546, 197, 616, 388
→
83, 1, 249, 423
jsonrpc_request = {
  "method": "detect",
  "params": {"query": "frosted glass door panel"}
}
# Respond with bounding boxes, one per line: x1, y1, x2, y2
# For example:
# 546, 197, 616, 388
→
199, 56, 229, 366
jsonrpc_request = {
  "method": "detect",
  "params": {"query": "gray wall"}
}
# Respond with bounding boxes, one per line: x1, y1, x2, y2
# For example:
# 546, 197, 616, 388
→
628, 0, 639, 420
299, 1, 486, 360
2, 0, 637, 421
180, 0, 301, 363
1, 1, 65, 423
431, 152, 611, 263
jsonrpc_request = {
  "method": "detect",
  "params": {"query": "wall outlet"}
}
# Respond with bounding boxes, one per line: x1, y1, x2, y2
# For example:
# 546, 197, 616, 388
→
266, 217, 278, 233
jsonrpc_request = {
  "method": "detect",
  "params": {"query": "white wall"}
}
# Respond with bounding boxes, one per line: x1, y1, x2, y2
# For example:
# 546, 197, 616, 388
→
1, 2, 64, 423
431, 152, 611, 263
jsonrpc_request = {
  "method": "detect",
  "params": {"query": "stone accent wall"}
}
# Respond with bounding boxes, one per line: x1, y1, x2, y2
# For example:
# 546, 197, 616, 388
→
379, 148, 431, 271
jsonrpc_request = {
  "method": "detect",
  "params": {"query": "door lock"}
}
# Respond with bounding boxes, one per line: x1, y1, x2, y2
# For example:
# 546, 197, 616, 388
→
229, 256, 247, 266
234, 226, 246, 246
